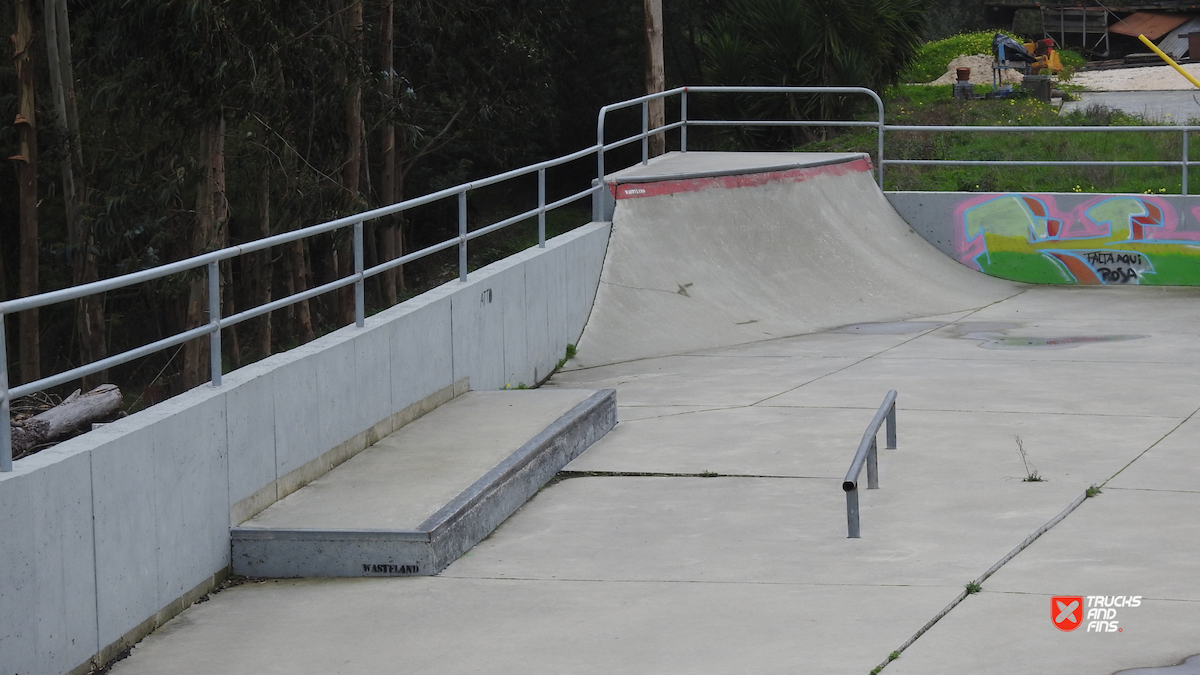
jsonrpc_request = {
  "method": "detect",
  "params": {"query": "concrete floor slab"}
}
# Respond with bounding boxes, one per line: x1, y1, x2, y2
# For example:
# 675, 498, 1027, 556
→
879, 318, 1197, 364
885, 489, 1200, 675
1106, 416, 1200, 493
442, 475, 1083, 588
884, 590, 1200, 675
681, 329, 923, 359
966, 286, 1200, 324
548, 354, 861, 407
982, 489, 1200, 602
763, 355, 1200, 418
607, 404, 739, 422
564, 406, 1175, 482
108, 578, 957, 675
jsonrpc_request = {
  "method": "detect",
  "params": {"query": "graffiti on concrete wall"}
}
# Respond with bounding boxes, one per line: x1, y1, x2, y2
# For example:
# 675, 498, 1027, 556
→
955, 194, 1200, 284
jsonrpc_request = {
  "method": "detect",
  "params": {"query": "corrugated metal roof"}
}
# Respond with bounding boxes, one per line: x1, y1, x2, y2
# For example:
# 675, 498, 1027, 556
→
1156, 15, 1200, 57
1110, 11, 1193, 40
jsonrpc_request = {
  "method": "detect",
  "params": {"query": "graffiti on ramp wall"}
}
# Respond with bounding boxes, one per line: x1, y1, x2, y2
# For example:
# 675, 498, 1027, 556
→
955, 194, 1200, 285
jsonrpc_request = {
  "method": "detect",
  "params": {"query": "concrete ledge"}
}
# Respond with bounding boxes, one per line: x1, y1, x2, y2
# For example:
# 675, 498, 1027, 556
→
230, 379, 468, 525
0, 223, 610, 675
230, 389, 617, 577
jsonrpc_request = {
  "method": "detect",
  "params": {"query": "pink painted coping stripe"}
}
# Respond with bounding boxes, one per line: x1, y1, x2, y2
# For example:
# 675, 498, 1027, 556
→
612, 156, 873, 200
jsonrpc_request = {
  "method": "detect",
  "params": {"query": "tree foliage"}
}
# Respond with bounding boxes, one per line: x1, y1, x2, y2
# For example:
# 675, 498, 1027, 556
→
0, 0, 938, 399
698, 0, 928, 139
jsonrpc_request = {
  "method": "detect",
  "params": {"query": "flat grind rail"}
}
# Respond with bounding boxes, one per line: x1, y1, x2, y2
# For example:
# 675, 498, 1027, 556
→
843, 390, 898, 539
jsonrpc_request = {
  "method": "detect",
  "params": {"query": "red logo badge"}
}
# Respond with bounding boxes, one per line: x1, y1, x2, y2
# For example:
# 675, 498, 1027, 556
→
1052, 596, 1084, 631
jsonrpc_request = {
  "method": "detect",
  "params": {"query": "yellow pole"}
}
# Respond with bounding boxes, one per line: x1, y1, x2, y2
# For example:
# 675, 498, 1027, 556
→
1139, 34, 1200, 90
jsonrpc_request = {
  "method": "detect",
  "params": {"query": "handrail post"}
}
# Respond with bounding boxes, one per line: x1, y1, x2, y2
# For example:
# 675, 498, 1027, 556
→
458, 191, 468, 282
846, 488, 860, 538
866, 437, 879, 490
1184, 129, 1190, 195
843, 389, 898, 537
538, 168, 546, 248
1, 314, 11, 472
681, 89, 689, 152
641, 100, 649, 165
886, 400, 897, 449
208, 262, 222, 387
354, 220, 365, 327
878, 98, 886, 188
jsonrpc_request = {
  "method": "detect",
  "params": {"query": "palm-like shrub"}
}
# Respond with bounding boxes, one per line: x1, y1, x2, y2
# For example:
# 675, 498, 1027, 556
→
700, 0, 927, 145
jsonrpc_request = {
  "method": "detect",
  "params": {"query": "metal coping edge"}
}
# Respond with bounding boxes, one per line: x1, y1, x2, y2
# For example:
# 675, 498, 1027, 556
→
418, 388, 617, 535
229, 528, 431, 542
228, 389, 617, 545
604, 153, 869, 185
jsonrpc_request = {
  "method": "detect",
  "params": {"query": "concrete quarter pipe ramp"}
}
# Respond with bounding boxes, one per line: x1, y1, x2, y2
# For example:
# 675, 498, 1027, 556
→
575, 152, 1020, 368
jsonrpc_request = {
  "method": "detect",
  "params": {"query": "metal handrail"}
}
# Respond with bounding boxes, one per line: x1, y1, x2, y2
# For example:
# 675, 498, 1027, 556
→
882, 124, 1197, 195
0, 151, 603, 472
8, 84, 1200, 472
596, 86, 886, 188
843, 390, 898, 539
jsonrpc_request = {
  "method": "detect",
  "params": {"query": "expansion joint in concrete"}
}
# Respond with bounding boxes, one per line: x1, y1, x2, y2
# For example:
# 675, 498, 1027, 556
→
871, 489, 1091, 674
552, 470, 835, 481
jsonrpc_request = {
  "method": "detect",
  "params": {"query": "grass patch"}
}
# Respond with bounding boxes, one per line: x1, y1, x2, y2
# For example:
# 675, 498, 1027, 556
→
554, 343, 577, 373
903, 31, 1021, 83
1086, 484, 1103, 498
799, 84, 1197, 194
965, 581, 983, 594
1058, 48, 1086, 68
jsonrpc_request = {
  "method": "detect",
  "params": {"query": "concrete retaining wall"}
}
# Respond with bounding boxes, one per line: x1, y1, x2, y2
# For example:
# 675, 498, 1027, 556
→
887, 191, 1200, 285
0, 222, 610, 675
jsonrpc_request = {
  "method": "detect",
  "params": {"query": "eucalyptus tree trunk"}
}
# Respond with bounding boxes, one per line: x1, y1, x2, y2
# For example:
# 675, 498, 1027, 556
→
183, 115, 227, 388
337, 0, 364, 326
13, 0, 40, 384
644, 0, 666, 158
43, 0, 106, 387
255, 163, 273, 359
289, 239, 316, 344
379, 0, 398, 305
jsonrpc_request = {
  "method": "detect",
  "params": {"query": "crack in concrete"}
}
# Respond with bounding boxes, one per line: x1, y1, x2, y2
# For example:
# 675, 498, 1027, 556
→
749, 293, 1028, 408
1103, 401, 1200, 489
599, 280, 688, 296
552, 470, 836, 482
873, 489, 1090, 673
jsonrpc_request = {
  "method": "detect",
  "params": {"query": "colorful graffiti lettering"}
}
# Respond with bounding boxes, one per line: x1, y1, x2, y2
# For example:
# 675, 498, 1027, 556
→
955, 194, 1200, 285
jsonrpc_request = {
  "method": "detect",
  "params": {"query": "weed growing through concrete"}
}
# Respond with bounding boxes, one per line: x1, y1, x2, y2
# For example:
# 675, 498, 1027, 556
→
966, 581, 982, 594
551, 343, 578, 375
1015, 435, 1044, 482
699, 470, 719, 477
1086, 484, 1103, 498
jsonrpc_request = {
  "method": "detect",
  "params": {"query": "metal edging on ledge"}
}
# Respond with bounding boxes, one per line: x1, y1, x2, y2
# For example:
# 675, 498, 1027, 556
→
419, 389, 616, 535
228, 389, 618, 577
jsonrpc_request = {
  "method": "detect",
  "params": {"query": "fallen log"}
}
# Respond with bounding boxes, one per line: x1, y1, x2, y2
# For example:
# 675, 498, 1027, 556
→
10, 384, 122, 458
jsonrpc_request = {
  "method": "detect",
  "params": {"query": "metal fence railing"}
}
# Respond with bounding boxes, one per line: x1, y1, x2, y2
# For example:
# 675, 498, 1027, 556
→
843, 390, 898, 539
881, 124, 1199, 195
0, 85, 887, 472
5, 85, 1200, 471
